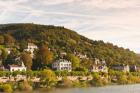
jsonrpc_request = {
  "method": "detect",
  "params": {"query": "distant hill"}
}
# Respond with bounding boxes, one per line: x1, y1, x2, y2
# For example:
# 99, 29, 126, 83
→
0, 23, 139, 66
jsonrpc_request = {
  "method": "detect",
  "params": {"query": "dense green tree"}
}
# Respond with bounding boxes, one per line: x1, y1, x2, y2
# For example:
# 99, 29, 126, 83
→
19, 40, 27, 51
4, 49, 19, 66
36, 45, 53, 66
0, 23, 138, 67
0, 35, 4, 44
4, 34, 15, 45
66, 54, 80, 70
0, 48, 8, 63
81, 59, 92, 69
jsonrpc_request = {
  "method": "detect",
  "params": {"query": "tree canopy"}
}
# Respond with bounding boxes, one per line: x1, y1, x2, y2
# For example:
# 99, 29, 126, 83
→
0, 23, 139, 68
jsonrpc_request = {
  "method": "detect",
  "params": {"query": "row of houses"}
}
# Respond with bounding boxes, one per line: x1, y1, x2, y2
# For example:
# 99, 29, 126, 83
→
52, 59, 139, 73
2, 43, 140, 73
1, 58, 139, 73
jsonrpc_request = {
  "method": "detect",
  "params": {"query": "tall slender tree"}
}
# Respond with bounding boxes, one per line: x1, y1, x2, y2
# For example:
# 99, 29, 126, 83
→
36, 45, 53, 68
21, 52, 32, 70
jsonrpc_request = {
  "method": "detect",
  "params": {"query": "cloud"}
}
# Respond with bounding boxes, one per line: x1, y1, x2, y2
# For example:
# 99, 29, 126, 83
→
37, 0, 76, 5
80, 0, 140, 9
0, 0, 140, 52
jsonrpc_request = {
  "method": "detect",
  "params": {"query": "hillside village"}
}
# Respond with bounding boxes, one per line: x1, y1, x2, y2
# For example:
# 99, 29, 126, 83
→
0, 42, 139, 84
0, 24, 139, 92
0, 42, 139, 73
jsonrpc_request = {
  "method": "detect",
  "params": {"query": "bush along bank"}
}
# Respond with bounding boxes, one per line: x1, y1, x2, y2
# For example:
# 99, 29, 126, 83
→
0, 69, 140, 92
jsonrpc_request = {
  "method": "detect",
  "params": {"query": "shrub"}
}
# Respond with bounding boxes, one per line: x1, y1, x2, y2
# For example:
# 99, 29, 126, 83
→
73, 80, 88, 87
90, 73, 108, 87
58, 77, 73, 88
0, 84, 13, 93
117, 75, 128, 84
40, 69, 57, 88
18, 81, 32, 91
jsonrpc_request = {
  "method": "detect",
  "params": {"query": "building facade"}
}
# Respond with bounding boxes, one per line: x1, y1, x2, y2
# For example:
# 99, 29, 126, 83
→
24, 43, 38, 58
89, 58, 108, 73
130, 65, 138, 72
111, 64, 130, 72
52, 59, 72, 72
9, 62, 26, 72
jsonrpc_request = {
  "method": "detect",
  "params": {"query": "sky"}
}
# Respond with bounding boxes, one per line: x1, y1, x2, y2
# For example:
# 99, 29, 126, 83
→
0, 0, 140, 53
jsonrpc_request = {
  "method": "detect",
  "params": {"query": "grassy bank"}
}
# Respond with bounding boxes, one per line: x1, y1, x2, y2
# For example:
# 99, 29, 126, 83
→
0, 69, 140, 92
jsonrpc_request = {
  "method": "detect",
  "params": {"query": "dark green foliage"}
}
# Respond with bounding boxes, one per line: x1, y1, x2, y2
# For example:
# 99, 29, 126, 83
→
0, 47, 8, 62
66, 53, 80, 70
0, 35, 4, 44
0, 23, 139, 67
4, 49, 19, 66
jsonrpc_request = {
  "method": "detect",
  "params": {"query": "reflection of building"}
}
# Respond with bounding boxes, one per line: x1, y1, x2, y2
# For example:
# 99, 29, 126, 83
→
111, 64, 130, 72
89, 58, 108, 73
9, 62, 26, 72
52, 59, 72, 72
24, 43, 38, 58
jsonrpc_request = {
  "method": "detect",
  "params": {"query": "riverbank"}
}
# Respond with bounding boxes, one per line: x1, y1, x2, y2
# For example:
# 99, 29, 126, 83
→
0, 69, 140, 92
13, 84, 140, 93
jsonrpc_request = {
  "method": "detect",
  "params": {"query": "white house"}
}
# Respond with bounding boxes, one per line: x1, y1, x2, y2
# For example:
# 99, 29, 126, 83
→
52, 59, 72, 72
24, 43, 38, 58
9, 62, 26, 72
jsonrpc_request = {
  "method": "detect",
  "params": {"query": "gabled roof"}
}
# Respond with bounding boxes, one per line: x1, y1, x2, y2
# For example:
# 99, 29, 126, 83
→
9, 62, 26, 68
9, 64, 22, 67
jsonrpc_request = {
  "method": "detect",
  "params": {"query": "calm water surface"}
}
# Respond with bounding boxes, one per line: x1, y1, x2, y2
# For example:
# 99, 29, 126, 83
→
18, 84, 140, 93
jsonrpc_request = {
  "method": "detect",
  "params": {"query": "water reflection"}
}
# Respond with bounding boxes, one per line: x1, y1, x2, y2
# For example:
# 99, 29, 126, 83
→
15, 84, 140, 93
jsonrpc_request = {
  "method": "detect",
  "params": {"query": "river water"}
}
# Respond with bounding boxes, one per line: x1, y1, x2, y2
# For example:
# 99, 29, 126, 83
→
18, 84, 140, 93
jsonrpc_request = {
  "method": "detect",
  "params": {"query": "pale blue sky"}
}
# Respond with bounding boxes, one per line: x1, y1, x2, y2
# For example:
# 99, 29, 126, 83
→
0, 0, 140, 52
